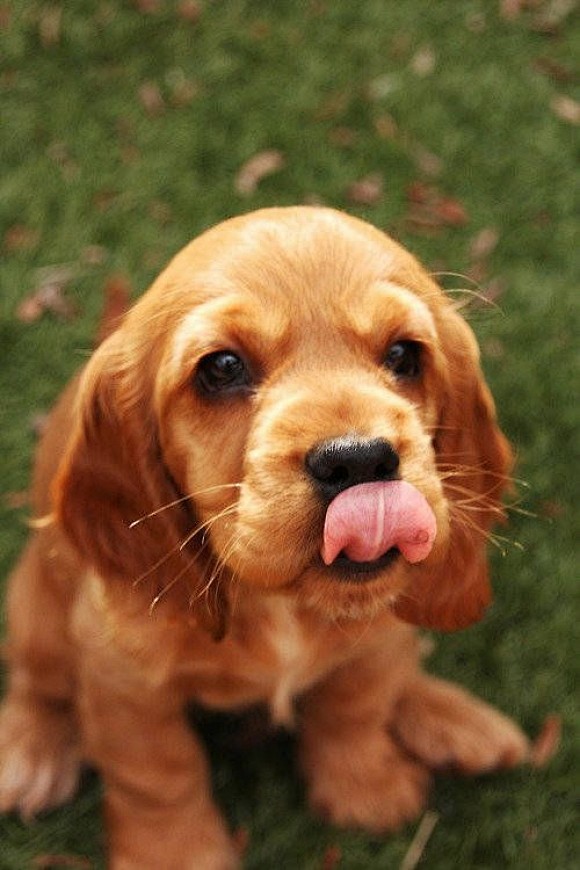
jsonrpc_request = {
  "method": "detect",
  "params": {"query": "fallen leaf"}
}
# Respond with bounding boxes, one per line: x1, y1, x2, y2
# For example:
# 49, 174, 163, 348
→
531, 714, 561, 767
433, 197, 469, 226
374, 113, 398, 140
533, 0, 577, 33
469, 227, 499, 260
410, 45, 436, 77
3, 224, 40, 253
551, 94, 580, 125
346, 173, 384, 205
138, 81, 165, 116
0, 5, 11, 29
38, 4, 62, 48
404, 183, 470, 234
412, 145, 443, 177
406, 180, 434, 204
367, 73, 402, 101
232, 827, 250, 857
235, 150, 285, 195
500, 0, 525, 20
532, 56, 576, 84
328, 126, 358, 147
132, 0, 160, 12
16, 265, 77, 323
321, 845, 342, 870
313, 89, 351, 122
177, 0, 201, 23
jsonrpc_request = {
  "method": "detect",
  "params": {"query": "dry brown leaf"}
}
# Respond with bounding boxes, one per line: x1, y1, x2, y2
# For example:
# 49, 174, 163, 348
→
346, 173, 384, 206
531, 714, 562, 767
533, 56, 576, 84
404, 183, 469, 234
235, 150, 285, 195
500, 0, 543, 19
3, 224, 40, 253
138, 81, 165, 116
533, 0, 577, 32
39, 5, 62, 48
321, 845, 342, 870
434, 197, 469, 226
410, 45, 436, 77
17, 265, 77, 323
412, 145, 443, 177
328, 126, 358, 148
551, 94, 580, 125
0, 5, 11, 29
470, 227, 500, 260
232, 827, 250, 857
374, 113, 398, 140
132, 0, 160, 13
178, 1, 202, 23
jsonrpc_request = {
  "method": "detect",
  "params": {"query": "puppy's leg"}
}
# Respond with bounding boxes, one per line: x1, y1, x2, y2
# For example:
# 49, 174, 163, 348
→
0, 537, 81, 817
299, 634, 431, 833
391, 672, 529, 774
75, 617, 238, 870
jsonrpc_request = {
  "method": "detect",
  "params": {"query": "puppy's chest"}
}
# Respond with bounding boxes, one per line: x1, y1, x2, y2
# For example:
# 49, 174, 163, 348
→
181, 598, 343, 726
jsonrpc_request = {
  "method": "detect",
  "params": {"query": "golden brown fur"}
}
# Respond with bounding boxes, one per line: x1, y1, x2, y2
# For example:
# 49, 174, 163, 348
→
0, 207, 529, 869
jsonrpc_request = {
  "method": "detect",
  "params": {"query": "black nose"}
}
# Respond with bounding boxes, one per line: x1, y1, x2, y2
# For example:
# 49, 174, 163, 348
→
305, 436, 400, 501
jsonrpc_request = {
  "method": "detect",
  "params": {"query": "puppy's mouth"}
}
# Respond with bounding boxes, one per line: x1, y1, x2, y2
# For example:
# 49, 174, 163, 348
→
327, 546, 401, 582
320, 481, 436, 581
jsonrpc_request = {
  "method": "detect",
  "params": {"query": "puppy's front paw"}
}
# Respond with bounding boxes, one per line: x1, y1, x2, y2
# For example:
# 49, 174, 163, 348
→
301, 731, 431, 833
393, 675, 530, 774
0, 698, 80, 819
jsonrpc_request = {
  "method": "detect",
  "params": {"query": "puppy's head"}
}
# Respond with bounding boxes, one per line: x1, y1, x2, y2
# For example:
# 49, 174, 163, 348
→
55, 207, 511, 635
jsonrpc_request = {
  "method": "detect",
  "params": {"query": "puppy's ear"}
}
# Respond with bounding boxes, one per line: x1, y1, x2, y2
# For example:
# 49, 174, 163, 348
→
394, 307, 513, 631
53, 334, 228, 639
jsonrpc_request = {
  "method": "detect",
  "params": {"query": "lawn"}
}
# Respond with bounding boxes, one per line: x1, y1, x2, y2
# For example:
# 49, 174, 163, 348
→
0, 1, 578, 868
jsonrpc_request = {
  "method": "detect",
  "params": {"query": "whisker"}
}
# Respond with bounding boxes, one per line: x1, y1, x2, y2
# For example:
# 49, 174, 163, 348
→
179, 504, 238, 552
148, 560, 196, 614
129, 482, 241, 528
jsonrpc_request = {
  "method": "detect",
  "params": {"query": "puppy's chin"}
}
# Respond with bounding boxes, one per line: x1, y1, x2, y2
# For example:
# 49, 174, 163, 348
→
224, 540, 413, 622
292, 558, 411, 622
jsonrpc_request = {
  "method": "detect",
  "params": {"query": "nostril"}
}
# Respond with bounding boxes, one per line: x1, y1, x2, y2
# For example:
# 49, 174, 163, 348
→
305, 436, 400, 500
323, 465, 349, 486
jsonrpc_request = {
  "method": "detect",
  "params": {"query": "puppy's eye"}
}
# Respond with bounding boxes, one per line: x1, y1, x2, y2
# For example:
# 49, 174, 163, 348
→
195, 351, 252, 395
384, 340, 422, 380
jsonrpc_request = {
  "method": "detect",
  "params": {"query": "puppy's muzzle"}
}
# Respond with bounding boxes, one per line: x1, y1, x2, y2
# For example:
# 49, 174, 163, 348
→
306, 437, 437, 581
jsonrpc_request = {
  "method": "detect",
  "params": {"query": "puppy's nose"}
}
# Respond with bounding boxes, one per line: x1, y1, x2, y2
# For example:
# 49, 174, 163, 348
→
305, 436, 400, 501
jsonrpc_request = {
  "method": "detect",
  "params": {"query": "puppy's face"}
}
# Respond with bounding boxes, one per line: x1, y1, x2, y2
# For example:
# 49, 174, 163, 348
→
57, 208, 512, 632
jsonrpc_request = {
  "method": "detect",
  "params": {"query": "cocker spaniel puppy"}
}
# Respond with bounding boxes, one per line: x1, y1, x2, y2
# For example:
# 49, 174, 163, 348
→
0, 207, 530, 869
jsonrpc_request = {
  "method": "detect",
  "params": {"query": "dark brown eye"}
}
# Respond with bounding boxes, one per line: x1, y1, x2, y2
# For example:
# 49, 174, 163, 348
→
384, 340, 422, 380
195, 351, 252, 395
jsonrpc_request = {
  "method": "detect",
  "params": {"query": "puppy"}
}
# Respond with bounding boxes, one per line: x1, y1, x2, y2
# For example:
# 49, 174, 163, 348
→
0, 207, 530, 869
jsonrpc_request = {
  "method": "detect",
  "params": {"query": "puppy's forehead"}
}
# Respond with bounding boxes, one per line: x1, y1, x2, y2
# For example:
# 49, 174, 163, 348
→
167, 207, 437, 366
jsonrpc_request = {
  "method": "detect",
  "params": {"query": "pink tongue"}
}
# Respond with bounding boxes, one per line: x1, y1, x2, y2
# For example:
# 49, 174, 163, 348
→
321, 481, 437, 566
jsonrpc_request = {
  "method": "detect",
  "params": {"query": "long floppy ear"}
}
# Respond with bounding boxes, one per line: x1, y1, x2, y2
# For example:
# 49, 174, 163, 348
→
53, 333, 228, 638
394, 306, 513, 631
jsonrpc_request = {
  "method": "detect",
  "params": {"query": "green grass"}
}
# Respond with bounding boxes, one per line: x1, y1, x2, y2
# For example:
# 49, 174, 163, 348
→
1, 1, 578, 867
